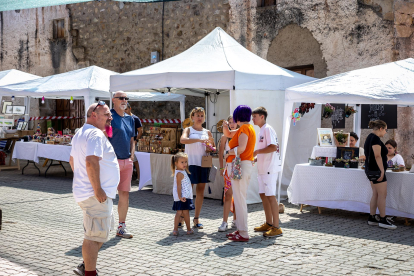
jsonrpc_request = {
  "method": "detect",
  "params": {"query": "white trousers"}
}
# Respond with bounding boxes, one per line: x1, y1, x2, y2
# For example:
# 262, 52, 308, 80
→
231, 160, 253, 238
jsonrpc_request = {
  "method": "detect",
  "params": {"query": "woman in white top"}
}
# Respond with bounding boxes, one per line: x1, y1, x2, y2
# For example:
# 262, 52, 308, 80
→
180, 107, 215, 229
385, 140, 405, 167
349, 132, 366, 160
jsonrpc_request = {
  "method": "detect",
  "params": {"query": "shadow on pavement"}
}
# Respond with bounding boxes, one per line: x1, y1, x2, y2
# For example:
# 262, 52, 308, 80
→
65, 236, 123, 257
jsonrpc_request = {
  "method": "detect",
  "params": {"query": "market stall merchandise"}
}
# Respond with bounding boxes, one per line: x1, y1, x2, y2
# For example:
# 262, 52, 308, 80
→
111, 27, 315, 203
283, 58, 414, 203
288, 164, 414, 219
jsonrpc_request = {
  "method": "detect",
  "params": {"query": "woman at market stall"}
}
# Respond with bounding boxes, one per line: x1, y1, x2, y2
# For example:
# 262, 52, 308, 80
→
218, 115, 238, 232
222, 105, 256, 242
180, 107, 215, 229
364, 120, 397, 229
385, 140, 405, 167
349, 132, 366, 160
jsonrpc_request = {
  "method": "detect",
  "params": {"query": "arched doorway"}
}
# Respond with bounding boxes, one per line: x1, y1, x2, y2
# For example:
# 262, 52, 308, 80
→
267, 24, 327, 78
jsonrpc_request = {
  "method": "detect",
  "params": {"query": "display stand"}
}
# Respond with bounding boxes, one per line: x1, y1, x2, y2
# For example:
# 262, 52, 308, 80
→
0, 137, 20, 171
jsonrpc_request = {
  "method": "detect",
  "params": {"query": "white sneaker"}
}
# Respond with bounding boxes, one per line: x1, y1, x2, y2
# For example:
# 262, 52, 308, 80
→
117, 224, 133, 238
218, 221, 228, 232
231, 220, 237, 228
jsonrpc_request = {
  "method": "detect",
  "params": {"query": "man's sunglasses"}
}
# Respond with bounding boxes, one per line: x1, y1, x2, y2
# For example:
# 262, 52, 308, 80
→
92, 101, 106, 112
114, 96, 129, 101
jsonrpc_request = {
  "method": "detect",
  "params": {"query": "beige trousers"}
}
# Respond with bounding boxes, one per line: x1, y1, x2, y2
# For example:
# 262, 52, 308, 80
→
231, 160, 253, 238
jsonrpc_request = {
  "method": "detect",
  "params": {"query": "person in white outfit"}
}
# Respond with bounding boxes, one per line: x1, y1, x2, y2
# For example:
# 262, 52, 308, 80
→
251, 107, 283, 238
385, 140, 405, 167
170, 152, 195, 236
70, 102, 120, 276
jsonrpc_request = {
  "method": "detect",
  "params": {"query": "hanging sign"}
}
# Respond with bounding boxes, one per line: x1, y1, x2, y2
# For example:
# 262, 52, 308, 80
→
331, 104, 345, 128
361, 104, 397, 129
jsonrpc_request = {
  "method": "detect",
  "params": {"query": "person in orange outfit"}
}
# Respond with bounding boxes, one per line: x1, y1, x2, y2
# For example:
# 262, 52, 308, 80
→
222, 105, 256, 242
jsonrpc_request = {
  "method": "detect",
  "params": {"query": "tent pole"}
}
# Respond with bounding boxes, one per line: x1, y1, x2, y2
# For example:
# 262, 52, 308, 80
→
110, 92, 113, 109
354, 104, 362, 147
205, 93, 208, 129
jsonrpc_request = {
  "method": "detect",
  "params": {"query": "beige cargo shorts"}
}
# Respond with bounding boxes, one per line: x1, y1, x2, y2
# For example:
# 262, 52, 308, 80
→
78, 196, 114, 243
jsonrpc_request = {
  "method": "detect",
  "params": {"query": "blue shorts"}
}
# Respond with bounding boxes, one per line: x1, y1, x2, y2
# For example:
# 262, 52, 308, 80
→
188, 165, 210, 184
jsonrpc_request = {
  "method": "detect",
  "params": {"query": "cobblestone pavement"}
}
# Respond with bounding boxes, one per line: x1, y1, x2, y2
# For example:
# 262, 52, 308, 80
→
1, 162, 414, 276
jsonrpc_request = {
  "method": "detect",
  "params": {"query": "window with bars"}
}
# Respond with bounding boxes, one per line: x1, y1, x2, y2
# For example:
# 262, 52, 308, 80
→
53, 19, 65, 39
286, 64, 315, 78
258, 0, 276, 7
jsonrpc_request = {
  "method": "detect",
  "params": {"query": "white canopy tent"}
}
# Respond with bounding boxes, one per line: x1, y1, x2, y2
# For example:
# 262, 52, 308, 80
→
0, 69, 41, 121
110, 27, 315, 203
0, 66, 118, 119
282, 58, 414, 198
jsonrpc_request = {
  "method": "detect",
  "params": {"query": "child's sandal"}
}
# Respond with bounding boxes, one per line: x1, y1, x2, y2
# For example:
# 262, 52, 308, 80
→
186, 229, 194, 235
171, 230, 179, 236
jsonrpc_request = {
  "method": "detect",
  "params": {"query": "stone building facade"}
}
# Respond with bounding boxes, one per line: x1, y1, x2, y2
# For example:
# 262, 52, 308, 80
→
1, 0, 414, 161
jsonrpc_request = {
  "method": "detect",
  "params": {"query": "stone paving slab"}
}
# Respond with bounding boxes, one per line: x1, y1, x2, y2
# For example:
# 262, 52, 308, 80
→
0, 163, 414, 275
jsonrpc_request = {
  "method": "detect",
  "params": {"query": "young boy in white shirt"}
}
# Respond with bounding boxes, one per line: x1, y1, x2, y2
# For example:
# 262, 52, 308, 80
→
252, 107, 283, 237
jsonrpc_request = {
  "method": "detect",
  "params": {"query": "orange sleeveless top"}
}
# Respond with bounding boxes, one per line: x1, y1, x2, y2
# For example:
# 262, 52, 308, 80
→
228, 124, 256, 161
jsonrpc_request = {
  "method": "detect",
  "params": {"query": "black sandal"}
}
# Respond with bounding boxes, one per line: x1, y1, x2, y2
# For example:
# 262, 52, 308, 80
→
193, 217, 203, 229
178, 216, 184, 228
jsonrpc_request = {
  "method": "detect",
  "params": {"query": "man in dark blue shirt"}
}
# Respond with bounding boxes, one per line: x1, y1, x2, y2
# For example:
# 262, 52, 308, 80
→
126, 103, 143, 181
109, 91, 136, 239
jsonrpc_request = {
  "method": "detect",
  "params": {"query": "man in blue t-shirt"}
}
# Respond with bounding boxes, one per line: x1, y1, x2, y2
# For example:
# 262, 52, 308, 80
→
109, 91, 136, 239
126, 103, 143, 181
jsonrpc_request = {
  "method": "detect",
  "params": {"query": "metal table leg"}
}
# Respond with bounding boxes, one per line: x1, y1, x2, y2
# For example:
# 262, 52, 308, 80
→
45, 159, 67, 177
22, 160, 41, 176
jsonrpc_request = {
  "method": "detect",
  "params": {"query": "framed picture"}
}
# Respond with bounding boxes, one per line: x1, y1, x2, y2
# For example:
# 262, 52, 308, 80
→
317, 128, 334, 147
0, 119, 14, 127
17, 121, 24, 130
12, 105, 26, 115
336, 147, 359, 160
2, 101, 12, 114
22, 121, 28, 130
5, 105, 13, 114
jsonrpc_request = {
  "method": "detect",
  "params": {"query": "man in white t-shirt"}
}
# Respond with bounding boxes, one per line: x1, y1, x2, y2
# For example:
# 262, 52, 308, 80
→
252, 107, 283, 238
70, 102, 120, 276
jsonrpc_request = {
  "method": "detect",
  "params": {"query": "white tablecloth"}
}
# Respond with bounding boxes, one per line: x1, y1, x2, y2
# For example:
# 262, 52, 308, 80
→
310, 146, 337, 159
37, 143, 72, 162
288, 164, 414, 219
12, 142, 39, 163
135, 152, 152, 190
155, 154, 224, 200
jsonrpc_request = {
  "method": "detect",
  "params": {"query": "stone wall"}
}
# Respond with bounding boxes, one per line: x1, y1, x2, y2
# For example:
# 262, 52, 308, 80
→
0, 6, 77, 75
68, 0, 230, 72
129, 95, 203, 120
